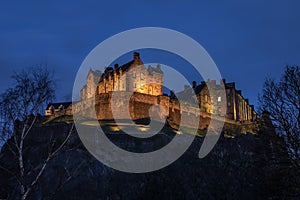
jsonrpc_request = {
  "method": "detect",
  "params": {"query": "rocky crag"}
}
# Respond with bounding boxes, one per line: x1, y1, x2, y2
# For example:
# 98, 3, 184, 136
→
0, 115, 299, 199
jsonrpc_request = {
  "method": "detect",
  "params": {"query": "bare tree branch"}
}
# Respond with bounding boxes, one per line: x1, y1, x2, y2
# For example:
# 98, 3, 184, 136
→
0, 65, 62, 200
259, 65, 300, 167
22, 123, 74, 200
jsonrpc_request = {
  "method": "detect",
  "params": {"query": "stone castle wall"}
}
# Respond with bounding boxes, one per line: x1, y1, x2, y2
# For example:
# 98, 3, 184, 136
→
75, 92, 257, 131
93, 92, 169, 121
72, 90, 259, 135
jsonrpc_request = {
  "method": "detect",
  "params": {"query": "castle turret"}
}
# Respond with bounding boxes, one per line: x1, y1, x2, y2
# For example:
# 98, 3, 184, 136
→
134, 52, 140, 61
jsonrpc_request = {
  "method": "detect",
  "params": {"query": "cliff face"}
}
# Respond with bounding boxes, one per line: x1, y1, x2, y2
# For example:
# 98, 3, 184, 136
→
0, 120, 299, 200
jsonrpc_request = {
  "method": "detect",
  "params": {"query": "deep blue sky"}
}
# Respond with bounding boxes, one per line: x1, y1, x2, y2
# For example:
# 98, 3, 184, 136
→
1, 0, 300, 109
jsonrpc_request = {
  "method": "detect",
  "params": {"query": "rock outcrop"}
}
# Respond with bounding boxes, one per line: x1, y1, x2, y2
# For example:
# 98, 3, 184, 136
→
0, 118, 299, 199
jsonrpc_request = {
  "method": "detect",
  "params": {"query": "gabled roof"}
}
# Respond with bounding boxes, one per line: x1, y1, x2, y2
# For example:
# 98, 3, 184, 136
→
120, 60, 134, 72
98, 52, 163, 82
99, 60, 135, 82
46, 102, 72, 110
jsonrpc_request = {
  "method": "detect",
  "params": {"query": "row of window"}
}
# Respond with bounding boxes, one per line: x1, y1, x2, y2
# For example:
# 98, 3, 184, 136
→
133, 71, 145, 80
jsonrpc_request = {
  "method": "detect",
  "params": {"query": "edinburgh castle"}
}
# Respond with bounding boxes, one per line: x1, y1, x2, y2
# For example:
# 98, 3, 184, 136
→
46, 52, 258, 131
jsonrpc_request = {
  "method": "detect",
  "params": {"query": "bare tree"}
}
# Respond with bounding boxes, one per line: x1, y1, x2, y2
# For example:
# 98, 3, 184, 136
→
258, 65, 300, 167
0, 65, 74, 200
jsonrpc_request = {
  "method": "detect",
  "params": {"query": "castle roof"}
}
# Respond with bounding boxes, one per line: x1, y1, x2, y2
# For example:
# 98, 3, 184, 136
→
99, 52, 163, 83
119, 60, 135, 72
99, 52, 138, 82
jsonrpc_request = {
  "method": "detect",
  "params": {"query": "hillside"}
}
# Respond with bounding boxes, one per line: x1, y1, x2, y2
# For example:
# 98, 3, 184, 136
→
0, 117, 299, 199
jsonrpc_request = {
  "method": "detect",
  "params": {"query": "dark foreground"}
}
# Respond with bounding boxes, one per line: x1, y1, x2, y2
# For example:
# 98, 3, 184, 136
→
0, 121, 299, 200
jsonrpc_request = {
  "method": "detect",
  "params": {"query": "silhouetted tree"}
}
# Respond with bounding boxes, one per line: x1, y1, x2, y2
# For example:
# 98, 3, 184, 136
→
0, 66, 74, 200
259, 65, 300, 167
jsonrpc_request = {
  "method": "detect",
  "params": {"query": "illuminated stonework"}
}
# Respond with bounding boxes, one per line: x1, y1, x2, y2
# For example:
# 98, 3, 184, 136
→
177, 79, 258, 122
97, 52, 163, 96
49, 52, 258, 124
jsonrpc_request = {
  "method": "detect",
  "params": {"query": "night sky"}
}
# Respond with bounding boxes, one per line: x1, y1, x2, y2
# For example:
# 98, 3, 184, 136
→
1, 0, 300, 109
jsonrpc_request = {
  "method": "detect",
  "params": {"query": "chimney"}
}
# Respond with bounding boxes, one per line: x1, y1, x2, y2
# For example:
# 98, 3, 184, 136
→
192, 81, 197, 89
133, 52, 140, 61
156, 64, 161, 70
114, 64, 119, 70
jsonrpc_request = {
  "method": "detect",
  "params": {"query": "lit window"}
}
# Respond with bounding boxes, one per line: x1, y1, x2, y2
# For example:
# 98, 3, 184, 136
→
218, 96, 221, 102
205, 95, 208, 102
141, 72, 144, 80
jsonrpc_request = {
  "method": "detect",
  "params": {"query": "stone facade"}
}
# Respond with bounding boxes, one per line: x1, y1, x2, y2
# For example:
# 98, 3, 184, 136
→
81, 69, 102, 100
176, 79, 258, 123
96, 52, 163, 96
224, 82, 258, 122
48, 52, 258, 129
194, 80, 258, 122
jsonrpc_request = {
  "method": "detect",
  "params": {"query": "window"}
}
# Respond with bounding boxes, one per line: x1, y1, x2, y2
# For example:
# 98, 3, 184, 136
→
133, 82, 136, 88
228, 102, 231, 107
218, 96, 221, 102
133, 71, 136, 78
205, 95, 208, 102
227, 89, 230, 95
141, 72, 144, 80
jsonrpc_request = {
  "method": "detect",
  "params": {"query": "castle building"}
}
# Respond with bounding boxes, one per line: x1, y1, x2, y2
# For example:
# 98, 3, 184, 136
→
224, 82, 257, 122
192, 80, 258, 122
47, 52, 258, 124
96, 52, 163, 96
176, 78, 257, 122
